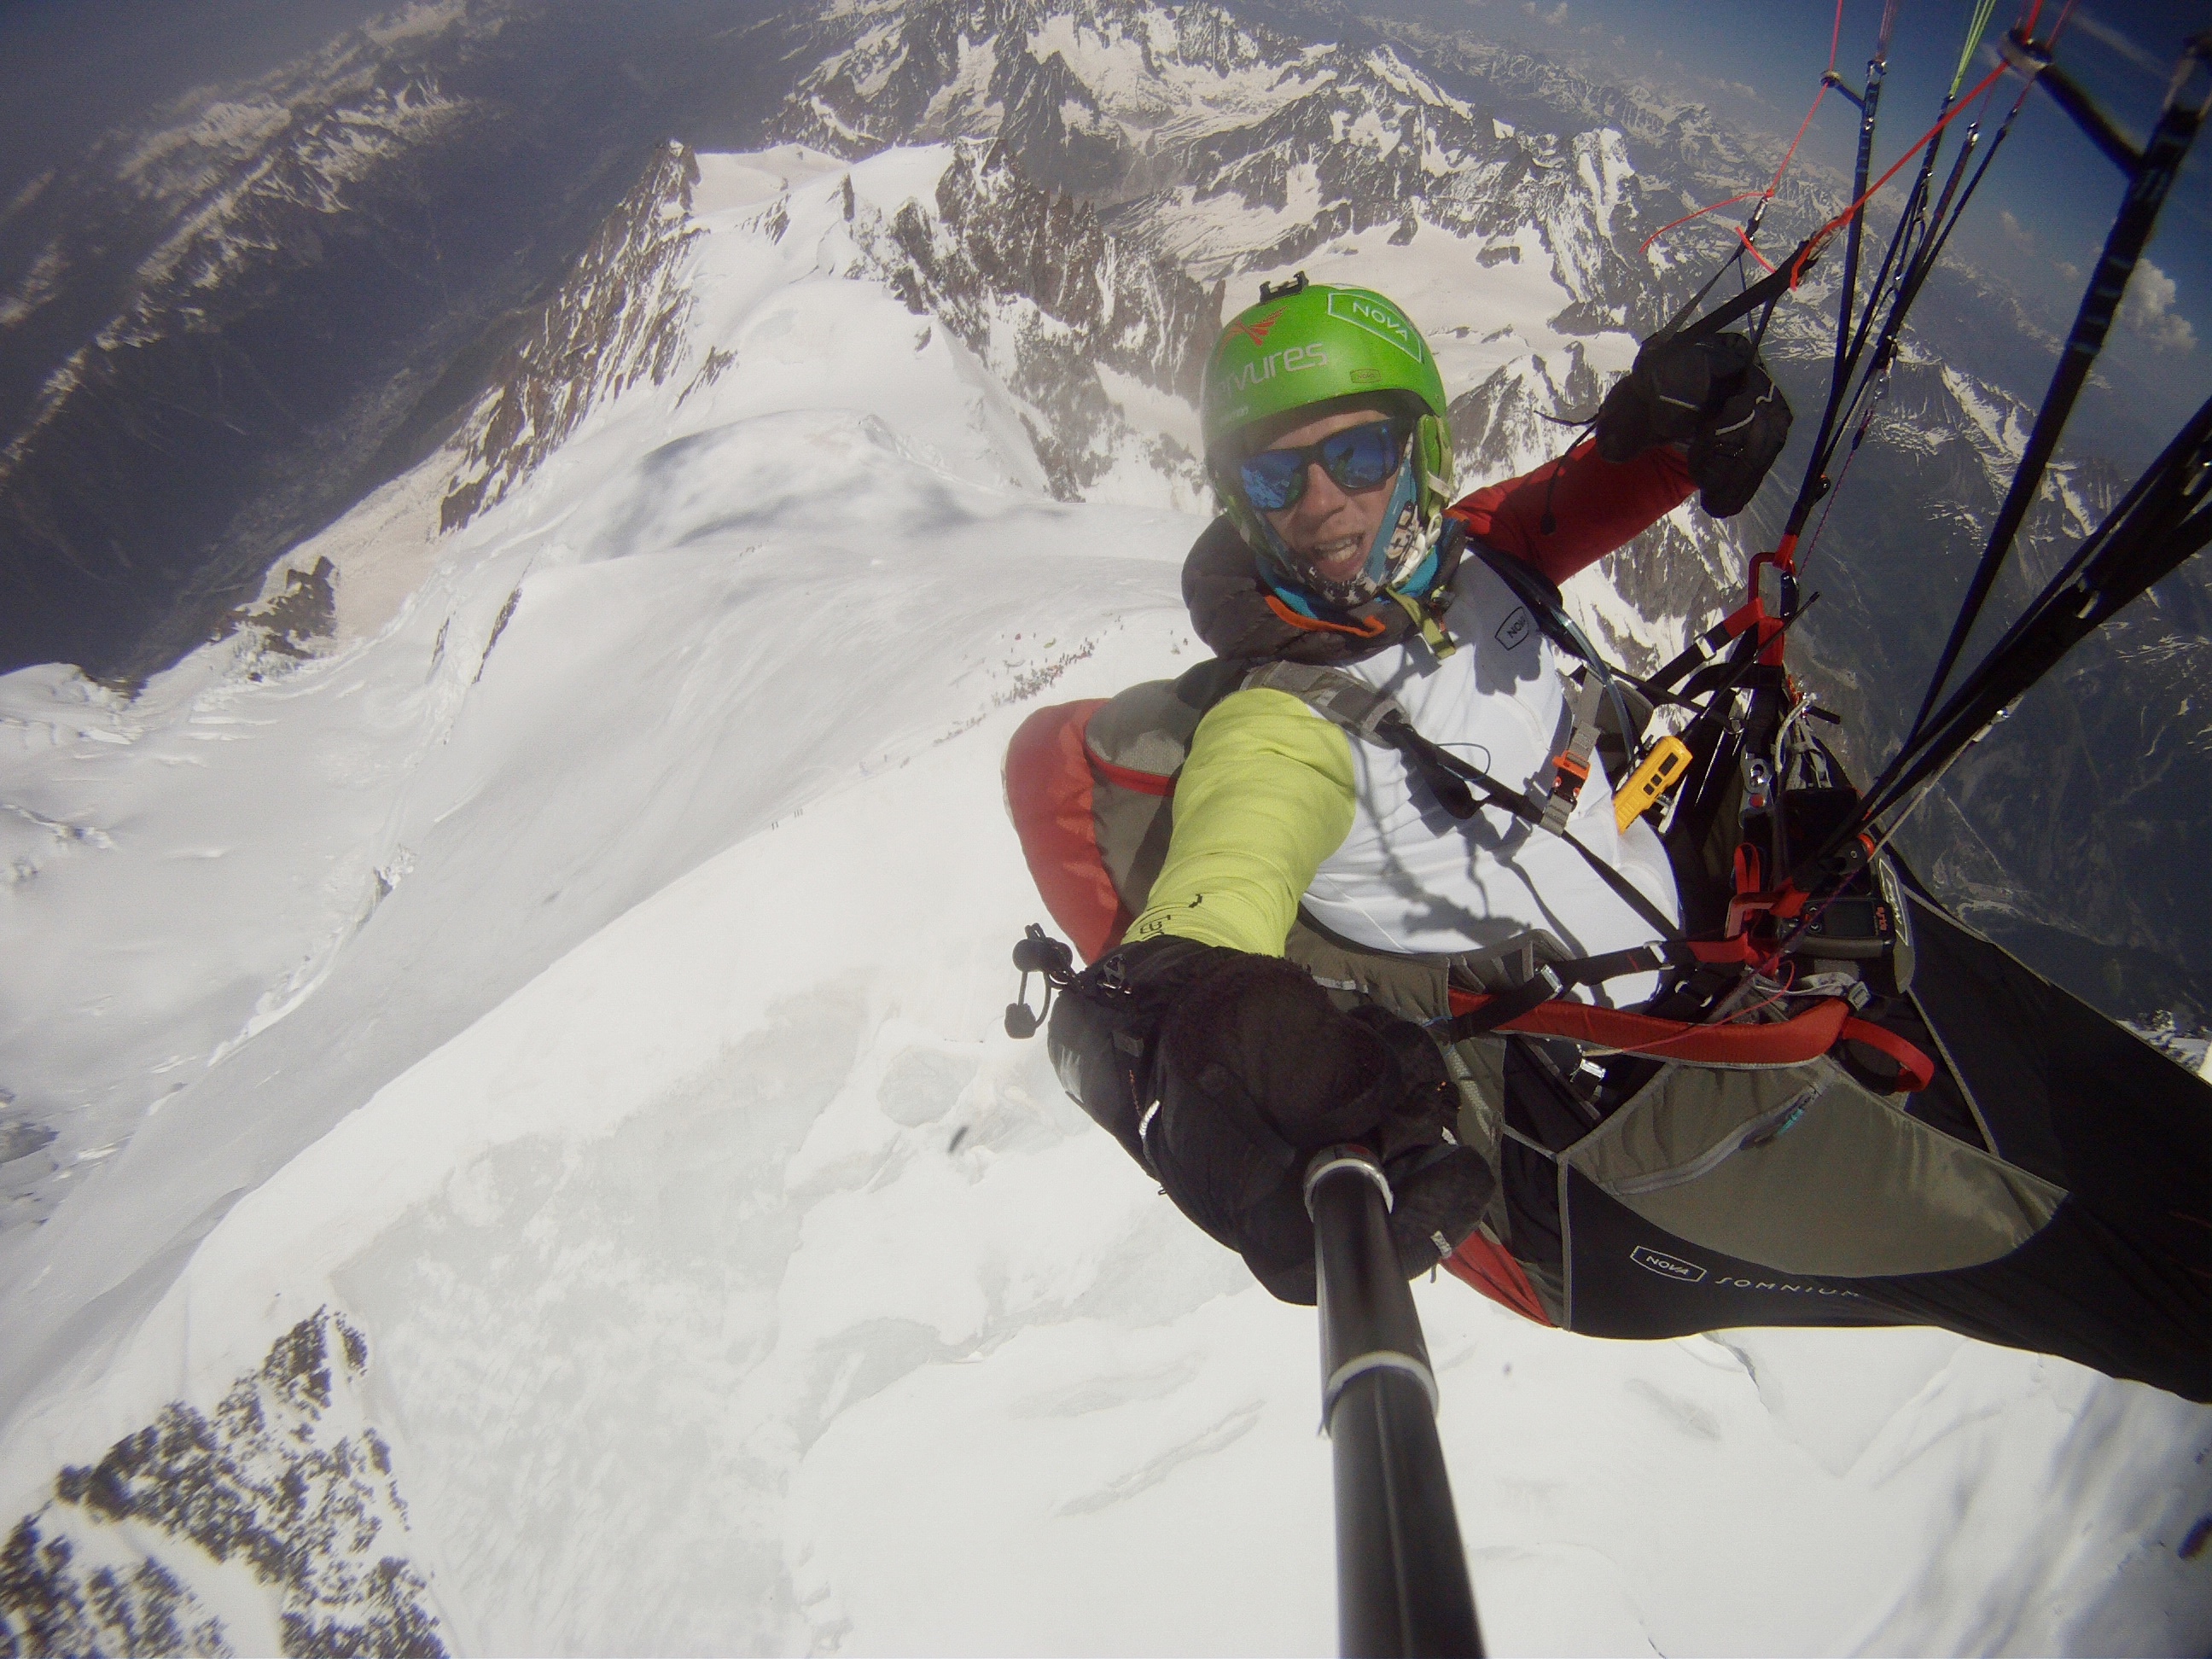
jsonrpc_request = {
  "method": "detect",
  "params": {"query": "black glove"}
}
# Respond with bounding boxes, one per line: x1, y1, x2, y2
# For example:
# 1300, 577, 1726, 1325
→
1594, 332, 1792, 518
1048, 937, 1495, 1304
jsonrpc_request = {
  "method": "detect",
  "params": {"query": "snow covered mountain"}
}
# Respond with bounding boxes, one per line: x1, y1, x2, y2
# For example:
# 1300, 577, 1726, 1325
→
3, 3, 2209, 1654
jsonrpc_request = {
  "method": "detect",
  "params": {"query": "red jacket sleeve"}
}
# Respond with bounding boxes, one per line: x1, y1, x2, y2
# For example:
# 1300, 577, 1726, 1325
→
1445, 439, 1694, 587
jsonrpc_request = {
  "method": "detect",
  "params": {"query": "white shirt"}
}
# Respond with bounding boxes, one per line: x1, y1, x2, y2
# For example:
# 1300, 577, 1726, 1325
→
1300, 555, 1680, 1000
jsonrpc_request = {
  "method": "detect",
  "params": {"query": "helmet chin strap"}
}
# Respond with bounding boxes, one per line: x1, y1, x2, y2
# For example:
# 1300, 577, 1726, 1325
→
1258, 460, 1442, 618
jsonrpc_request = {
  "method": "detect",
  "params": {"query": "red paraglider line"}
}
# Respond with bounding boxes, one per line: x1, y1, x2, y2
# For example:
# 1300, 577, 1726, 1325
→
1639, 189, 1762, 254
1789, 58, 2012, 288
1735, 220, 1778, 273
1656, 2, 2052, 291
1639, 0, 1845, 259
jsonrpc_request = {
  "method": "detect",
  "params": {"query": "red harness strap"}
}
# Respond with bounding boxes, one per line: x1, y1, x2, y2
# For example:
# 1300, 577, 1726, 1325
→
1442, 988, 1930, 1090
1447, 987, 1854, 1064
1837, 1016, 1937, 1092
1090, 750, 1176, 797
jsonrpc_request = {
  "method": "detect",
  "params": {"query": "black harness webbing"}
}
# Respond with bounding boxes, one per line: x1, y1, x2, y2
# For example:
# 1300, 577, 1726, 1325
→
1435, 943, 1693, 1042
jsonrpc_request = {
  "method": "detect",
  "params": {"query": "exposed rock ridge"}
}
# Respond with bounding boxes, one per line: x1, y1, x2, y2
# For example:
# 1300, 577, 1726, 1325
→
776, 0, 1295, 196
439, 143, 705, 533
858, 142, 1220, 496
0, 1311, 442, 1658
777, 2, 1670, 340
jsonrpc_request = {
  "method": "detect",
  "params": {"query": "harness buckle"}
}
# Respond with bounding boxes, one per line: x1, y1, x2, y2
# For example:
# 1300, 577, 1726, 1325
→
1538, 669, 1610, 835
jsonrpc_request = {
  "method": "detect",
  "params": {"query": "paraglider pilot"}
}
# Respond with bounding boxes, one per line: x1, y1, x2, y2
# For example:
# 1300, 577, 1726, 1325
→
1027, 276, 2206, 1405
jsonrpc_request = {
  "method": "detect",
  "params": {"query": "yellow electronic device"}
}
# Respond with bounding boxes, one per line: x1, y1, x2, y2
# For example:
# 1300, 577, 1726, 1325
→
1614, 735, 1692, 833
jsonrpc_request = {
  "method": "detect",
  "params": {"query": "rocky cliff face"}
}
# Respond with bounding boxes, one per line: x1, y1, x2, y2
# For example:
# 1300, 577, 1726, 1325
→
3, 1313, 443, 1658
860, 142, 1220, 498
777, 3, 1670, 336
439, 143, 706, 533
776, 0, 1291, 198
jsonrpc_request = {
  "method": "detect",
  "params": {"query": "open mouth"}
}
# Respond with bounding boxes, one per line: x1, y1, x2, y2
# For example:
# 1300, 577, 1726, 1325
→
1305, 533, 1368, 584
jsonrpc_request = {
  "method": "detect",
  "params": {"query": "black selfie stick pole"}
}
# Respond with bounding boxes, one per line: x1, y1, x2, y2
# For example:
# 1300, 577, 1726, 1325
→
1307, 1146, 1484, 1658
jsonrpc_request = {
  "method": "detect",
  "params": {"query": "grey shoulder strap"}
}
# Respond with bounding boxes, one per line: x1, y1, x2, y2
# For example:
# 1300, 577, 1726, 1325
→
1538, 668, 1610, 835
1238, 660, 1408, 743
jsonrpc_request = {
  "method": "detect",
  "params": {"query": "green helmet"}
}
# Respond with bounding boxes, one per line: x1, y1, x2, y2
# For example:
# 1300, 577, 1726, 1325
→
1200, 276, 1456, 602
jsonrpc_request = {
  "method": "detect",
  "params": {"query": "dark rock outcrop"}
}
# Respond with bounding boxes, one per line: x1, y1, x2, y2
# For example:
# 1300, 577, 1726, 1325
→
0, 1312, 441, 1659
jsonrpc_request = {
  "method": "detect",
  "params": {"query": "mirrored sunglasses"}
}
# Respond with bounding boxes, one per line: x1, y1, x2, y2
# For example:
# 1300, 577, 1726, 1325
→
1238, 421, 1406, 514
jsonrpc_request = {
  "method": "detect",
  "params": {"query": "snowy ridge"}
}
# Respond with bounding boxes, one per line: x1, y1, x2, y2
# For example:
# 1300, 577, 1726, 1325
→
428, 133, 1220, 533
0, 122, 1247, 1647
0, 135, 1206, 1245
3, 1, 2209, 1649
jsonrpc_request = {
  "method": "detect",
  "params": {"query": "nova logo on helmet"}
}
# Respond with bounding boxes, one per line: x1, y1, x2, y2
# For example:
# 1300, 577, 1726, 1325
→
1328, 292, 1423, 362
1224, 306, 1287, 347
1225, 344, 1330, 392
